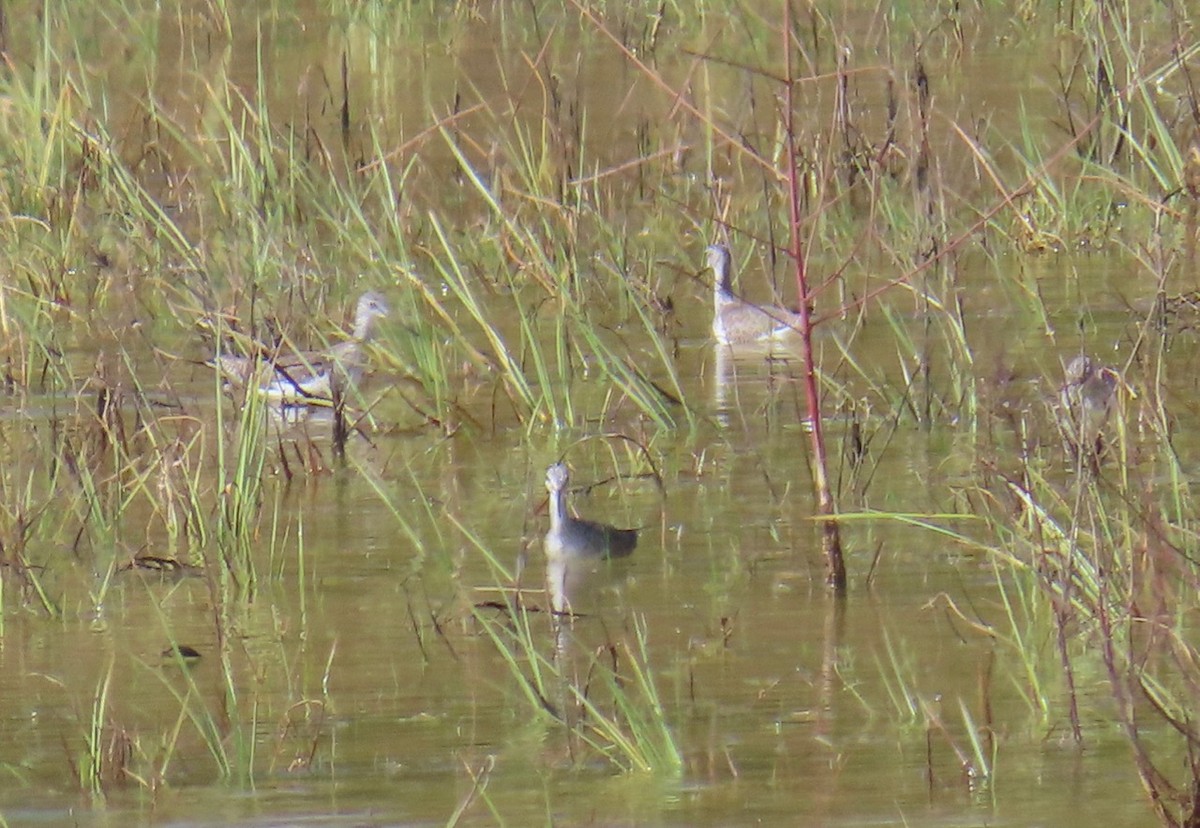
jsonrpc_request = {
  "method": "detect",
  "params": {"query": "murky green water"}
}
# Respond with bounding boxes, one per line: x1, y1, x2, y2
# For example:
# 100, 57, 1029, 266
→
2, 1, 1197, 825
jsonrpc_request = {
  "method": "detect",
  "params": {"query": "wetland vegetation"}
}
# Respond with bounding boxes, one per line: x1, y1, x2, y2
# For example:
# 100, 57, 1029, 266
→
2, 0, 1200, 824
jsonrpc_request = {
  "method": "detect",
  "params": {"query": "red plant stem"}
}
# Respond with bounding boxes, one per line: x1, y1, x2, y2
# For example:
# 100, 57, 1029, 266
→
782, 1, 845, 592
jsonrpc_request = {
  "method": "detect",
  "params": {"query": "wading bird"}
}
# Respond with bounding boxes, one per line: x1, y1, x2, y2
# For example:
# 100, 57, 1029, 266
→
543, 462, 637, 560
212, 291, 390, 406
706, 244, 802, 346
1056, 354, 1119, 458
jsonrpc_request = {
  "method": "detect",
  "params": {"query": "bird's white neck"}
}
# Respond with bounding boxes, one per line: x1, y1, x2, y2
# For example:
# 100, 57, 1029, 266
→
709, 248, 735, 304
352, 313, 376, 342
548, 487, 568, 530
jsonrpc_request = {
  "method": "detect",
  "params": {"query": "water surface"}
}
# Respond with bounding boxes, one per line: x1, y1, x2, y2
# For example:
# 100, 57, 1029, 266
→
0, 1, 1193, 825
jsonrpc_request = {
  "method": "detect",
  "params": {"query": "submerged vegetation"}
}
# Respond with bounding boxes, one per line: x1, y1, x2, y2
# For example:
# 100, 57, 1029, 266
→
1, 0, 1200, 823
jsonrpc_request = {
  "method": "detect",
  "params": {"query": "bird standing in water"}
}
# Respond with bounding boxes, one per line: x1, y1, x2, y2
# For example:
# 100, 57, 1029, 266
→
543, 462, 637, 559
212, 291, 390, 406
706, 244, 802, 346
1056, 354, 1119, 458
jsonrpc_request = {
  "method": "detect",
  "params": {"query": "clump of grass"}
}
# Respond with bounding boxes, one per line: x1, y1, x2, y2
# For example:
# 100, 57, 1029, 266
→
945, 344, 1200, 825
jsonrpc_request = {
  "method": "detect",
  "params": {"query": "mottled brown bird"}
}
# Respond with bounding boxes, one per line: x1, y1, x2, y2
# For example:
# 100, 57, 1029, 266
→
211, 291, 389, 405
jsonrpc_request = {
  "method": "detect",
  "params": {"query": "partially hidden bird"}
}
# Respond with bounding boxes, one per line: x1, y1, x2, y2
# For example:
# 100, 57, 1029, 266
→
211, 291, 390, 406
1056, 354, 1119, 455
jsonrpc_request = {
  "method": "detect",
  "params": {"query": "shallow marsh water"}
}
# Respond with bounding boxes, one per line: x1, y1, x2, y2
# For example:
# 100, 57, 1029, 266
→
1, 1, 1199, 826
0, 281, 1169, 825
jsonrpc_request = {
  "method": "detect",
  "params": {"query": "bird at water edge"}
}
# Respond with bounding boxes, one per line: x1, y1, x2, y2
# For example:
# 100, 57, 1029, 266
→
1056, 354, 1119, 457
211, 290, 390, 406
